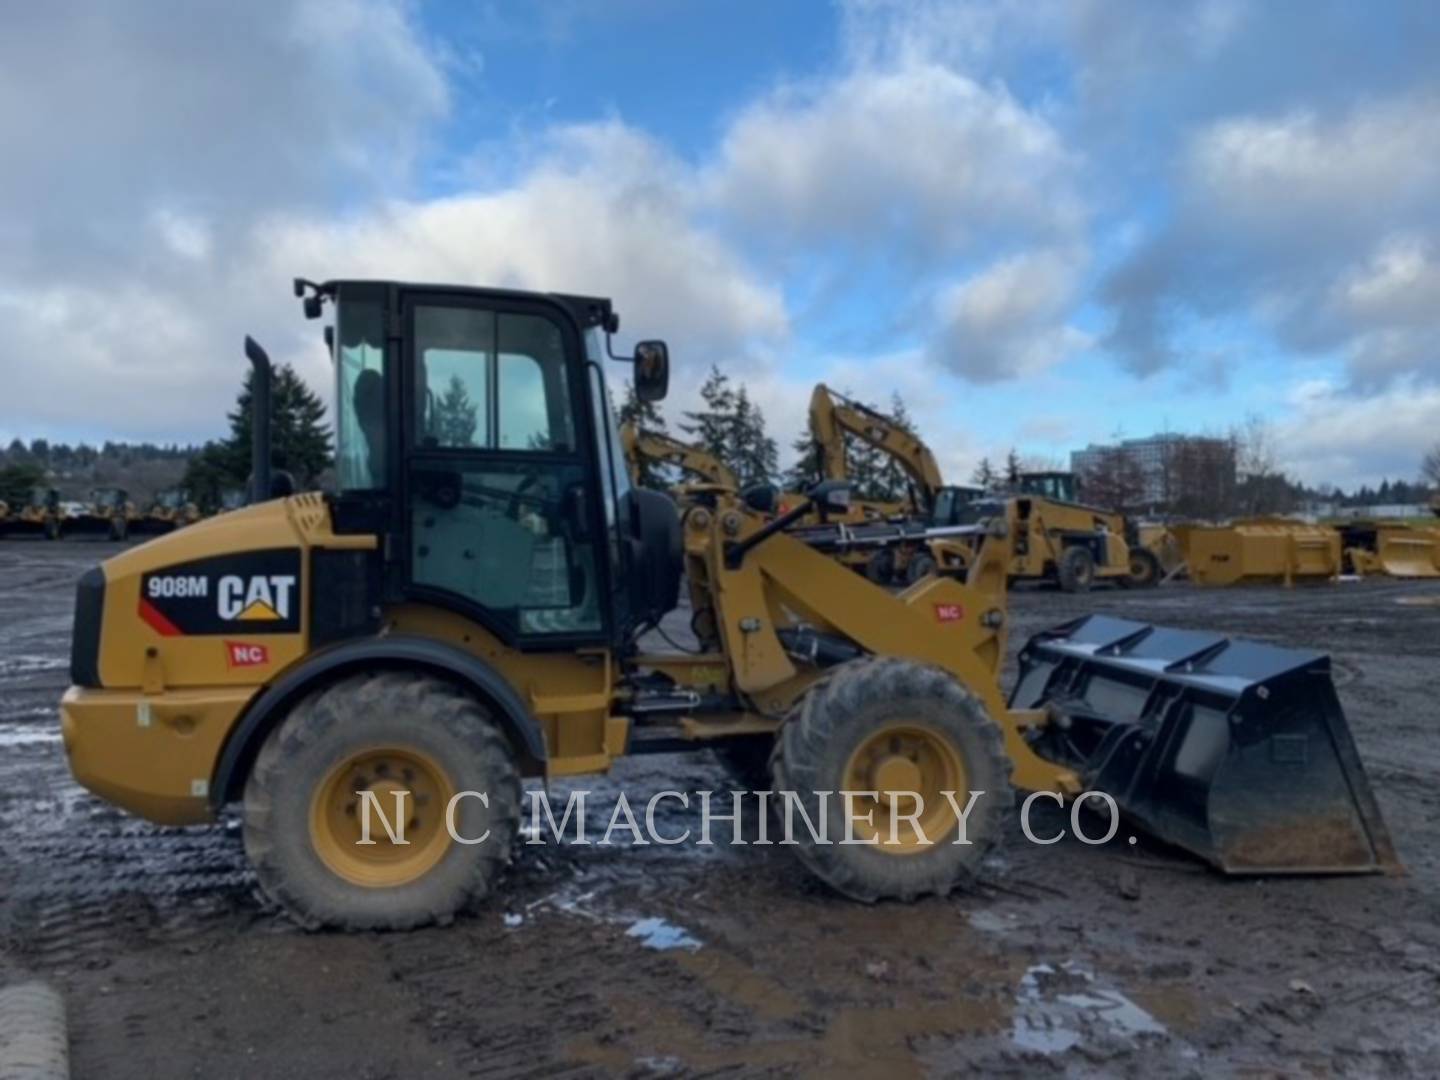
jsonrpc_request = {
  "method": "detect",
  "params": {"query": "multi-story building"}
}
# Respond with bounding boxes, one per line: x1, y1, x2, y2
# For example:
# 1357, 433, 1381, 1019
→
1071, 433, 1235, 507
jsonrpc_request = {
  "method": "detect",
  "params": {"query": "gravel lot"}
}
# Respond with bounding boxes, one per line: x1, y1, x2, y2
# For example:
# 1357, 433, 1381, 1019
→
2, 538, 1438, 1078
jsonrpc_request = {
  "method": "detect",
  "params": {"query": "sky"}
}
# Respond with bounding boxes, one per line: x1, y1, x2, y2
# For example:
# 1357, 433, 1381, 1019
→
1, 0, 1438, 490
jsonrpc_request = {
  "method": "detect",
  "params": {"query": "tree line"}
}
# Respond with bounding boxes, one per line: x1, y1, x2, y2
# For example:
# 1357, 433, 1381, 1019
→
5, 366, 1436, 519
0, 364, 332, 512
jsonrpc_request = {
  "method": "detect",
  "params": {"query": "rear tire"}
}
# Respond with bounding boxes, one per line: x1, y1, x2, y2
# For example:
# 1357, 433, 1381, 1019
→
1121, 547, 1161, 589
1056, 545, 1095, 592
865, 549, 896, 585
904, 551, 937, 585
108, 517, 127, 542
43, 518, 60, 541
243, 671, 520, 930
769, 658, 1012, 902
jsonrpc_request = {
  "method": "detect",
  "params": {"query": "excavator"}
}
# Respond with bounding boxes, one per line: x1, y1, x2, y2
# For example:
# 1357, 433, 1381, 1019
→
807, 384, 982, 583
58, 277, 1395, 930
806, 387, 1159, 590
618, 422, 737, 490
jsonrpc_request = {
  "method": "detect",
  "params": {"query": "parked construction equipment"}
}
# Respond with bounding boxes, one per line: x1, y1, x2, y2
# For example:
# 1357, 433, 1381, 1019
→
136, 489, 202, 536
807, 384, 969, 582
619, 423, 738, 490
3, 488, 64, 539
1337, 521, 1440, 579
68, 488, 138, 541
59, 277, 1395, 930
1176, 518, 1341, 587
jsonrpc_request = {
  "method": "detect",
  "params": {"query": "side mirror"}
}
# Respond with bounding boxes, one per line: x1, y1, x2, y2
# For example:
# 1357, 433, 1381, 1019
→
809, 479, 851, 514
633, 340, 669, 402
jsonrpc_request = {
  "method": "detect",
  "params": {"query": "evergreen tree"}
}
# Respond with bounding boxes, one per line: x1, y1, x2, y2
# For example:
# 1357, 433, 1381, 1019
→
872, 392, 919, 503
432, 374, 479, 446
785, 426, 824, 492
730, 387, 778, 487
617, 377, 666, 434
0, 462, 45, 507
679, 365, 737, 463
678, 366, 777, 487
617, 378, 671, 490
970, 456, 999, 490
182, 364, 333, 507
1004, 448, 1023, 487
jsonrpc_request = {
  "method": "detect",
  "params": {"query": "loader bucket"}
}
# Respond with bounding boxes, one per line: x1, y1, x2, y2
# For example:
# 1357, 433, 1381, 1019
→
1012, 615, 1397, 874
1338, 523, 1439, 578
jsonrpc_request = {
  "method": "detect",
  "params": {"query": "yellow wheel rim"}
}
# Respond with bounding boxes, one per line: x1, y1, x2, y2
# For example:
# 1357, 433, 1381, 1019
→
842, 724, 968, 855
308, 746, 456, 888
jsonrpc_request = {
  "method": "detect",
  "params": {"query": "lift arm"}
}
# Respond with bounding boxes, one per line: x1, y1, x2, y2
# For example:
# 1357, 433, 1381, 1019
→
620, 423, 739, 489
808, 384, 945, 513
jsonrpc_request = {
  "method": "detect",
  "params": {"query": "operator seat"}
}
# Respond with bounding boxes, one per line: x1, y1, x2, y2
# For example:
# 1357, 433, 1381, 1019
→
353, 369, 386, 482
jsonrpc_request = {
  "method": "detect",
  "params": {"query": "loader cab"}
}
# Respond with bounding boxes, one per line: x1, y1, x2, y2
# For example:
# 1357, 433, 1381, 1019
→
1018, 471, 1077, 505
930, 484, 985, 527
314, 279, 680, 651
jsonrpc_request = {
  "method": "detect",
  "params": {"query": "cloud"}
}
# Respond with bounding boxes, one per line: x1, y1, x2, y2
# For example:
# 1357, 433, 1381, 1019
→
708, 62, 1081, 258
1274, 377, 1440, 489
0, 9, 785, 444
930, 248, 1091, 380
1103, 94, 1440, 385
0, 0, 447, 284
259, 120, 789, 394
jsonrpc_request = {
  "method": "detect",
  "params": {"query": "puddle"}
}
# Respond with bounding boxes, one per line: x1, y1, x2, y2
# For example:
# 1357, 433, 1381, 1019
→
1011, 961, 1168, 1055
0, 723, 61, 747
525, 879, 703, 952
626, 916, 702, 952
0, 656, 68, 676
966, 909, 1016, 935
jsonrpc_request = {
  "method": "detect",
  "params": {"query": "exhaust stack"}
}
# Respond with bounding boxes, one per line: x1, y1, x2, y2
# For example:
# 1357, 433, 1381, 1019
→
245, 336, 272, 505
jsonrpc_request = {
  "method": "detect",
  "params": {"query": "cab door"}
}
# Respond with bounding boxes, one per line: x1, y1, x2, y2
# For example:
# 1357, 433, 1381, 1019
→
402, 292, 609, 646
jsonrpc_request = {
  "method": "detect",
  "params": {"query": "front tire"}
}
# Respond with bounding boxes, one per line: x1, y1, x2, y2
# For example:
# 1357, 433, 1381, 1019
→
904, 551, 937, 585
1056, 545, 1095, 592
769, 658, 1012, 902
244, 672, 521, 930
1121, 547, 1161, 589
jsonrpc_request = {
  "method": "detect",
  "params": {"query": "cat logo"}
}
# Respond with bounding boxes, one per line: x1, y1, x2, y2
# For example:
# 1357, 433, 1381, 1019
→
140, 550, 301, 636
218, 575, 297, 622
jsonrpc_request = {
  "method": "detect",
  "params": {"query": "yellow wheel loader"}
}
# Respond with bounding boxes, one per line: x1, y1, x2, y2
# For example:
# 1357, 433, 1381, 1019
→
72, 487, 139, 541
59, 279, 1395, 930
9, 487, 65, 540
137, 489, 203, 536
1001, 471, 1160, 592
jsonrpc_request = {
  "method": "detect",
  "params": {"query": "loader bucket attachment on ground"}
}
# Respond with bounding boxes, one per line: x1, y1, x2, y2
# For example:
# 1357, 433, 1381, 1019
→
1012, 615, 1398, 874
1181, 519, 1340, 586
1338, 523, 1440, 579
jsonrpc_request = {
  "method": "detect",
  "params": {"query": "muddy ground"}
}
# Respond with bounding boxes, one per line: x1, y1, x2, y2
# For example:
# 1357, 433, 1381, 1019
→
1, 539, 1438, 1078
